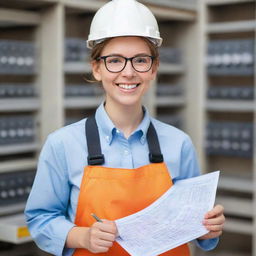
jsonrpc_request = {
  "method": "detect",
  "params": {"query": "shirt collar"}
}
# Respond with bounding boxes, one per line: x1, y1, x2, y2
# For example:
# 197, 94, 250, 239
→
95, 103, 115, 145
131, 106, 150, 145
95, 102, 151, 145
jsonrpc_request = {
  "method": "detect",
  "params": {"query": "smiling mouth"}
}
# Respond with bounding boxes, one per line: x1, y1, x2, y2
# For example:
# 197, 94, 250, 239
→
116, 83, 140, 90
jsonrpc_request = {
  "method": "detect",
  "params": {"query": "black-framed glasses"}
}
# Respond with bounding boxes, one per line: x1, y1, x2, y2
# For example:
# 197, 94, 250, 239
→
96, 55, 155, 73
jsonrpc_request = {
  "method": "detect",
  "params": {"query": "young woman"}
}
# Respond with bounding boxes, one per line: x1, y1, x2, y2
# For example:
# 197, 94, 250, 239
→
25, 0, 225, 255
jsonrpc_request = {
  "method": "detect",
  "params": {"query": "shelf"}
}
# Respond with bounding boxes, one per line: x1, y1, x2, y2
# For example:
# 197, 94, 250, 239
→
158, 63, 185, 74
156, 96, 186, 107
206, 0, 254, 5
218, 174, 253, 193
62, 0, 196, 21
141, 0, 197, 11
0, 98, 40, 112
64, 96, 104, 109
0, 213, 31, 244
64, 62, 91, 74
0, 158, 37, 173
61, 0, 105, 12
196, 251, 251, 256
206, 100, 254, 112
0, 203, 26, 217
0, 8, 40, 27
0, 0, 57, 9
0, 143, 40, 156
216, 196, 252, 217
207, 20, 256, 33
224, 217, 253, 235
145, 5, 196, 21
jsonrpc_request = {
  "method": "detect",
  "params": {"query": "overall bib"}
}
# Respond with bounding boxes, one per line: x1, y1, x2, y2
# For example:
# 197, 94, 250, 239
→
73, 116, 190, 256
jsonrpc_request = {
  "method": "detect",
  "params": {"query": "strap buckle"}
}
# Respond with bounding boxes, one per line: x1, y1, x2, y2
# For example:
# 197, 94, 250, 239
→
149, 153, 163, 163
87, 154, 105, 165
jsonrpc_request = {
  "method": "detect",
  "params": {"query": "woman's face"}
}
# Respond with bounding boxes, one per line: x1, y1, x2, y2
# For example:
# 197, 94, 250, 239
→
92, 36, 158, 108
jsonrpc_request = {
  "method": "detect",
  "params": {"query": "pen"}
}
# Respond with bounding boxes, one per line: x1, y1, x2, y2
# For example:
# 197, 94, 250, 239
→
91, 213, 103, 222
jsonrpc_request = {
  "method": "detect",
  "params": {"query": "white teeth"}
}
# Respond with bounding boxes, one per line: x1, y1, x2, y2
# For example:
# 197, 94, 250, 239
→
118, 84, 137, 89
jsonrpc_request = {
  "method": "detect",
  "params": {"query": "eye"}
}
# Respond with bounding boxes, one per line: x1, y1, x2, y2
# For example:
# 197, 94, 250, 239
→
134, 57, 149, 64
106, 56, 123, 64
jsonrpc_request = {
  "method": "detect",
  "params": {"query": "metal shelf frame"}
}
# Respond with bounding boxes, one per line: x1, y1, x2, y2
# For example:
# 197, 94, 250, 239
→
0, 98, 40, 112
218, 174, 253, 193
156, 96, 186, 107
206, 100, 255, 112
0, 8, 40, 26
206, 0, 254, 5
207, 20, 256, 33
64, 96, 104, 109
158, 63, 185, 74
0, 158, 37, 173
0, 143, 40, 156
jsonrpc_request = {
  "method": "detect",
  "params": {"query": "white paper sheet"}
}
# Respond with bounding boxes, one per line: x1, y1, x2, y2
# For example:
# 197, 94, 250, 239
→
115, 171, 220, 256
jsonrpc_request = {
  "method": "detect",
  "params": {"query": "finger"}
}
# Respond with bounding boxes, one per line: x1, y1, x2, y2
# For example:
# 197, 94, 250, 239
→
97, 222, 117, 234
204, 224, 224, 232
91, 245, 109, 253
99, 232, 116, 242
102, 220, 117, 230
95, 239, 113, 248
205, 205, 224, 218
203, 230, 222, 239
203, 214, 225, 225
207, 205, 224, 217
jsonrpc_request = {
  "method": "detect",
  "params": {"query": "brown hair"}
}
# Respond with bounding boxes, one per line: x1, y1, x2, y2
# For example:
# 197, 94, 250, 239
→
84, 37, 159, 83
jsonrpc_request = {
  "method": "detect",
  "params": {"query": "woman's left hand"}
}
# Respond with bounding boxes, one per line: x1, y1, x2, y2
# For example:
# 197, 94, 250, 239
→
199, 204, 225, 240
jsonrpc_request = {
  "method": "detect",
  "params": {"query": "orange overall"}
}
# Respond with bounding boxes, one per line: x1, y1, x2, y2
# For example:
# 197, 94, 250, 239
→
73, 117, 190, 256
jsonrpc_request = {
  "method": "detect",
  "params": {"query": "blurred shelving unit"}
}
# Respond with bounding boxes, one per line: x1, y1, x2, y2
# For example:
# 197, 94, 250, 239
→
195, 0, 256, 255
0, 0, 200, 255
0, 1, 48, 255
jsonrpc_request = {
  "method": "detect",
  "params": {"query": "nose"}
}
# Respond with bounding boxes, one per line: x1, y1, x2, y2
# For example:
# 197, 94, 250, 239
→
121, 60, 136, 77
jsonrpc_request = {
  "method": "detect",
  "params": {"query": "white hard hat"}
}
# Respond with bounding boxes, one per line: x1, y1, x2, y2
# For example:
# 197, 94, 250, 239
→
87, 0, 162, 49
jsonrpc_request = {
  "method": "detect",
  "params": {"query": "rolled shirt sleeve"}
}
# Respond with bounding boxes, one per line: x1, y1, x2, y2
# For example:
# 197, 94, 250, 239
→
195, 238, 219, 251
25, 134, 75, 256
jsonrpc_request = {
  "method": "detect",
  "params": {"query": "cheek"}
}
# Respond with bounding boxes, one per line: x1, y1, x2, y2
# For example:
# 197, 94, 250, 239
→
101, 73, 118, 86
142, 73, 155, 85
143, 81, 152, 92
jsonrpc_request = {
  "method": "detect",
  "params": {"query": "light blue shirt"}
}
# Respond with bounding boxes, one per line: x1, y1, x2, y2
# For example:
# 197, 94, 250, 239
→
25, 103, 218, 255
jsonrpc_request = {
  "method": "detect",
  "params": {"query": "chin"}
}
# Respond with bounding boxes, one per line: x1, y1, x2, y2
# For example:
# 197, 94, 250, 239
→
117, 98, 142, 107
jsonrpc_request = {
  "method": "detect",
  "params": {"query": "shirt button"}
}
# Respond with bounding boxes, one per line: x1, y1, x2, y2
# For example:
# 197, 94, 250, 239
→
124, 150, 129, 155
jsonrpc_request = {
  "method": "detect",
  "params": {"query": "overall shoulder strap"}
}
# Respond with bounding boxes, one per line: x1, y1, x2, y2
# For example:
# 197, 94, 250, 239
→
85, 116, 163, 165
85, 116, 105, 165
147, 122, 164, 163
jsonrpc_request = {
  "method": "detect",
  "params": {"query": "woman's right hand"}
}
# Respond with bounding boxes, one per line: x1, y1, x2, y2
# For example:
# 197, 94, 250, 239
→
66, 220, 117, 252
86, 220, 117, 253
